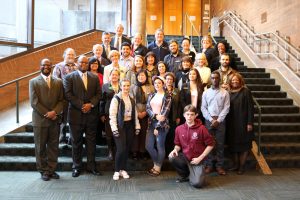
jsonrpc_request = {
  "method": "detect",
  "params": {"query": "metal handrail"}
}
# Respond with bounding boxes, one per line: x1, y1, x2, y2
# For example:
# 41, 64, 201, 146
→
0, 51, 92, 123
252, 96, 262, 156
183, 12, 201, 51
219, 10, 300, 76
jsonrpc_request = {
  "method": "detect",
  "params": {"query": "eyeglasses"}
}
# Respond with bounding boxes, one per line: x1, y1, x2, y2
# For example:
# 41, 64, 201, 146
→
41, 64, 51, 67
79, 61, 88, 64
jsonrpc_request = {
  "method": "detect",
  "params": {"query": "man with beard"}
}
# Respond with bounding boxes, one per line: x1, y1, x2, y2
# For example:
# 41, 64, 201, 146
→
53, 48, 78, 144
119, 42, 134, 72
63, 55, 102, 177
217, 54, 236, 90
164, 39, 184, 74
29, 58, 64, 181
210, 41, 236, 71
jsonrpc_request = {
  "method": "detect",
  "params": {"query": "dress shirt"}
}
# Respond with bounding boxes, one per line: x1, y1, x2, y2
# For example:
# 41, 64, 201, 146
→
201, 87, 230, 123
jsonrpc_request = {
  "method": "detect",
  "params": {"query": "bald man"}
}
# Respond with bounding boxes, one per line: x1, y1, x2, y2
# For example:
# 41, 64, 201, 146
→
63, 55, 102, 177
29, 58, 64, 181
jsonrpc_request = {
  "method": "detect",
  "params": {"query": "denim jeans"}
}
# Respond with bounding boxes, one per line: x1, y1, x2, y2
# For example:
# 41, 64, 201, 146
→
204, 120, 225, 168
145, 122, 168, 167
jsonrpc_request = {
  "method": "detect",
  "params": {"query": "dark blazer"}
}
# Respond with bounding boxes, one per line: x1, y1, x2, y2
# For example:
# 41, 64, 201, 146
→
167, 88, 182, 122
101, 44, 117, 61
200, 47, 218, 68
111, 35, 132, 47
29, 75, 64, 127
63, 70, 101, 125
99, 83, 119, 116
180, 82, 203, 116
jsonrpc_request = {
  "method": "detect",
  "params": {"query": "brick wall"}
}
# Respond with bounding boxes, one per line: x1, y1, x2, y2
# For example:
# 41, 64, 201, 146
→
0, 31, 103, 111
211, 0, 300, 48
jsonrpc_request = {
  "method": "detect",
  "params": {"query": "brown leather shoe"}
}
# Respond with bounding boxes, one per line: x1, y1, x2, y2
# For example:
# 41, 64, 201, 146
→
205, 166, 213, 174
216, 167, 226, 175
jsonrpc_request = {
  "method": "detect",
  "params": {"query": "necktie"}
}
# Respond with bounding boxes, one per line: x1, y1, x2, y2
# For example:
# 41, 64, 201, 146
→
115, 37, 120, 50
82, 73, 87, 90
46, 77, 50, 88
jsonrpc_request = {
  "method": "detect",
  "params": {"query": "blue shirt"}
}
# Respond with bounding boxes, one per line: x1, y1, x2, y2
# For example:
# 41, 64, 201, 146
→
201, 87, 230, 123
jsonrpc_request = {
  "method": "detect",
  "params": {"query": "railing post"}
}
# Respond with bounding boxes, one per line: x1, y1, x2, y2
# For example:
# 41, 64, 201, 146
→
16, 81, 19, 123
284, 36, 290, 64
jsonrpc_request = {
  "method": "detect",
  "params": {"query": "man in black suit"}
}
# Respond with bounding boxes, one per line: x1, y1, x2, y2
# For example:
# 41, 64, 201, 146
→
29, 58, 64, 181
63, 55, 102, 177
101, 32, 117, 62
111, 24, 131, 51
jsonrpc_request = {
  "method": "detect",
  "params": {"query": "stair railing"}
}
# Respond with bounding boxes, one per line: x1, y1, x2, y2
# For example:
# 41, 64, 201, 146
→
0, 52, 92, 123
219, 10, 300, 77
252, 96, 262, 156
183, 13, 201, 52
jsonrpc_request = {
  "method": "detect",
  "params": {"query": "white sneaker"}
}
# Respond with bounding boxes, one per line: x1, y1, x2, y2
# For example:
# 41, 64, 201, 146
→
113, 172, 120, 180
119, 170, 130, 179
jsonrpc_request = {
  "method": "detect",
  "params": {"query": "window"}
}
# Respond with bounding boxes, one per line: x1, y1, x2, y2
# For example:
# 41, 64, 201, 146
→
96, 0, 122, 32
34, 0, 91, 47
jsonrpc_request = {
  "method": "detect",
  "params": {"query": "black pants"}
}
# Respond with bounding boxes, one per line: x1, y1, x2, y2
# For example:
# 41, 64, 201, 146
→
132, 117, 148, 153
69, 122, 97, 171
114, 121, 134, 171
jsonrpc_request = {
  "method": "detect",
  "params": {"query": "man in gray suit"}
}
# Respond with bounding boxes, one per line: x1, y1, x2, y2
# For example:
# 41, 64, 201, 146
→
29, 58, 64, 181
63, 55, 102, 177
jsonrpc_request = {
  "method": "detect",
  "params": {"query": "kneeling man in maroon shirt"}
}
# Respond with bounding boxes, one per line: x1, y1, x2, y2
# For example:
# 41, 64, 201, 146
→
169, 104, 215, 188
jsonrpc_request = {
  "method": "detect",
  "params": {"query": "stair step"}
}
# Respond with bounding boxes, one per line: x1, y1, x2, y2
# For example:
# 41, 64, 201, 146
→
261, 143, 300, 154
254, 105, 299, 114
265, 154, 300, 168
240, 72, 270, 78
259, 132, 300, 142
248, 84, 281, 91
255, 113, 300, 122
254, 122, 300, 132
238, 68, 266, 72
4, 132, 34, 143
245, 78, 275, 85
255, 98, 294, 105
0, 143, 108, 157
252, 91, 287, 98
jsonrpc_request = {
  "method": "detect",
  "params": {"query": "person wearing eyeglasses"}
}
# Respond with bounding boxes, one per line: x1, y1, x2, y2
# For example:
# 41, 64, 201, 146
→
63, 55, 102, 178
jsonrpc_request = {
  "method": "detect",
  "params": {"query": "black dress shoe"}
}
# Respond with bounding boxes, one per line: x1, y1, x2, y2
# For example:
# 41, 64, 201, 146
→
72, 169, 80, 177
176, 177, 189, 183
41, 172, 50, 181
87, 169, 102, 176
49, 172, 60, 179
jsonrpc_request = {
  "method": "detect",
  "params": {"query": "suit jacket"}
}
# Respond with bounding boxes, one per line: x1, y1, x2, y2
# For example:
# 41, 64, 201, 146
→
180, 82, 204, 116
29, 75, 64, 127
111, 35, 132, 48
101, 44, 117, 61
63, 70, 101, 125
131, 44, 148, 57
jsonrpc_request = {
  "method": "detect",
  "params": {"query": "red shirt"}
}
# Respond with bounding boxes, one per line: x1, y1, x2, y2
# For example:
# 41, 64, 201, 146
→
174, 119, 215, 161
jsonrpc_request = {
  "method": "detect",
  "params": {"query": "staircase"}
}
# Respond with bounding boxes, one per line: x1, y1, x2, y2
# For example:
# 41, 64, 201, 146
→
0, 35, 299, 171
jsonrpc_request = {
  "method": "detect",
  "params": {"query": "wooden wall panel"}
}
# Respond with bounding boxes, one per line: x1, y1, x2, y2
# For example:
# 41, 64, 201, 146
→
164, 0, 183, 35
183, 0, 201, 36
146, 0, 163, 35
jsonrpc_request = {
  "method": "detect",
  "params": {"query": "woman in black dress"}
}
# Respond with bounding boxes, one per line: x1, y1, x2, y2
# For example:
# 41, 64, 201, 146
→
227, 72, 254, 175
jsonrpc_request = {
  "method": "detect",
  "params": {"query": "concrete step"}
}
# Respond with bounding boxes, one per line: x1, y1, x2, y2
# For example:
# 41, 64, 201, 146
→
254, 122, 300, 132
261, 143, 300, 154
252, 91, 287, 98
255, 113, 300, 123
254, 105, 299, 114
248, 84, 281, 91
255, 98, 294, 106
244, 78, 275, 85
240, 72, 270, 78
265, 154, 300, 168
259, 132, 300, 143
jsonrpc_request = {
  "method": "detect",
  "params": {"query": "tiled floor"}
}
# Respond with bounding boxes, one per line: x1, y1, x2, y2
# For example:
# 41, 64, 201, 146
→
0, 169, 299, 200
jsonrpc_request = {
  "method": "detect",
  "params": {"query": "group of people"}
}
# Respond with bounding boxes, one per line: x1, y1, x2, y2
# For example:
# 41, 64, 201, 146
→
29, 25, 254, 188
